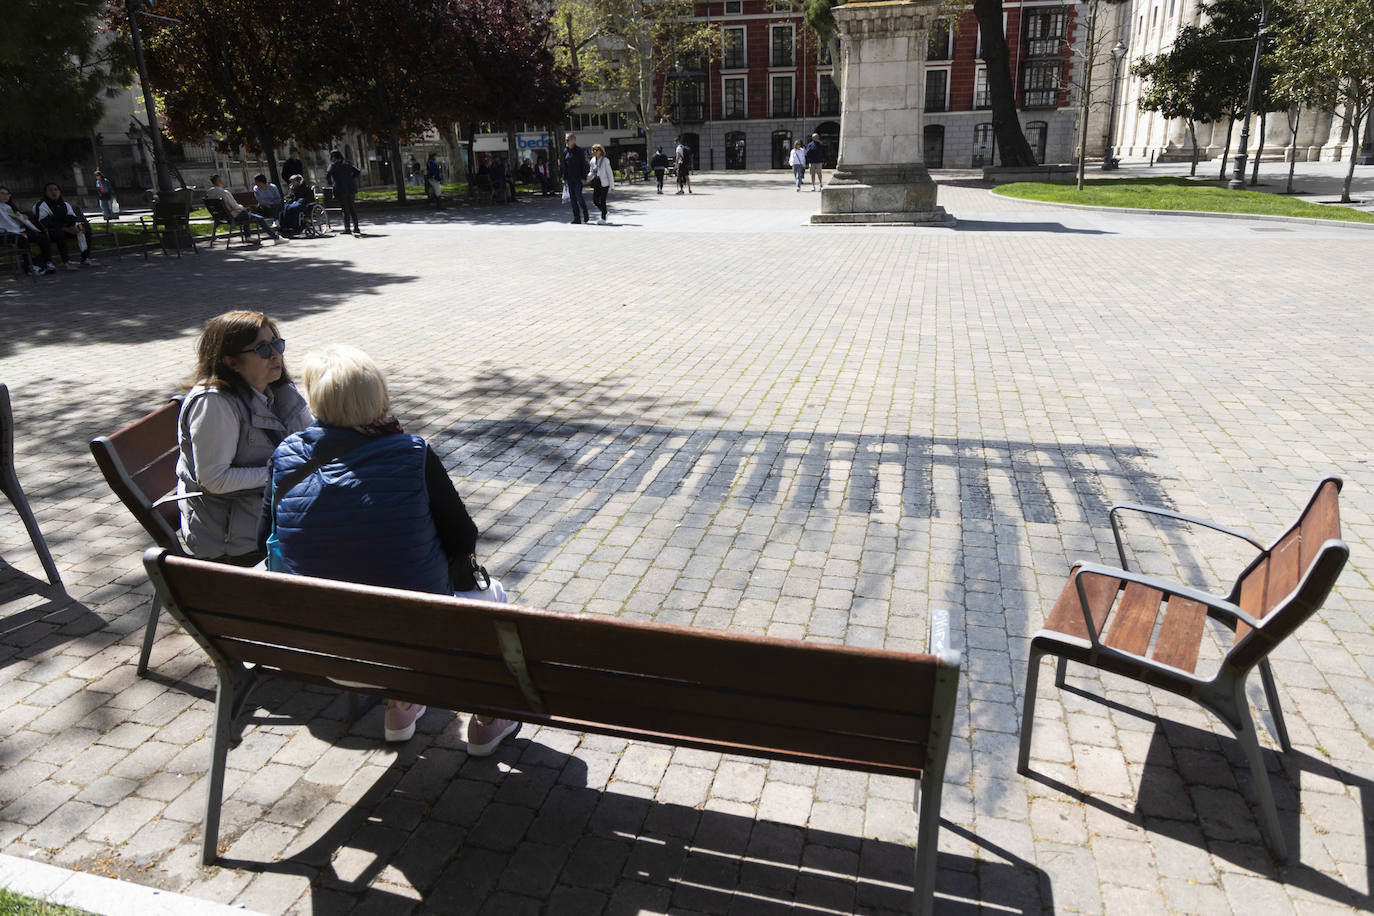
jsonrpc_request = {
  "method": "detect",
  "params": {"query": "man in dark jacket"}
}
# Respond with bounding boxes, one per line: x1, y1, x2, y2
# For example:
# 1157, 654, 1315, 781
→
281, 147, 306, 183
326, 149, 362, 235
562, 133, 590, 224
805, 133, 828, 190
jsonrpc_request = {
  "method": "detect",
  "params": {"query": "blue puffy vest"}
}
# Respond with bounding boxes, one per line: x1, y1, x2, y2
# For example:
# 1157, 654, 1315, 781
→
269, 427, 452, 595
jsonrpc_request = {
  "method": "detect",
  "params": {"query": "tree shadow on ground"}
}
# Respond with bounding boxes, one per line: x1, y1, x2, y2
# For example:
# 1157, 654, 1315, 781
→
0, 253, 418, 359
1022, 687, 1372, 910
207, 687, 1056, 914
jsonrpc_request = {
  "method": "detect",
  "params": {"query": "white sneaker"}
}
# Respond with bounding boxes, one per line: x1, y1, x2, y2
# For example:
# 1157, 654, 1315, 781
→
596, 217, 607, 225
29, 265, 43, 275
64, 262, 78, 271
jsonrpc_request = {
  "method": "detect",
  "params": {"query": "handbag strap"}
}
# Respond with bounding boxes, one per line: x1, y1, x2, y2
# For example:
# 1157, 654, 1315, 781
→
271, 435, 368, 514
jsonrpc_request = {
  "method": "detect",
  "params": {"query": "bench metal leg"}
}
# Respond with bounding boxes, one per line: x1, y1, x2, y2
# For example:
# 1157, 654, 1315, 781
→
137, 591, 162, 678
1017, 647, 1042, 775
1258, 659, 1291, 751
0, 469, 63, 590
202, 664, 255, 865
1235, 699, 1287, 860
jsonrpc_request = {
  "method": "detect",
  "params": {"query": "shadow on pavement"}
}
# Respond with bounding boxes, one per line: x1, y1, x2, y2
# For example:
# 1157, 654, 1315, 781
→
952, 220, 1114, 235
1023, 689, 1372, 910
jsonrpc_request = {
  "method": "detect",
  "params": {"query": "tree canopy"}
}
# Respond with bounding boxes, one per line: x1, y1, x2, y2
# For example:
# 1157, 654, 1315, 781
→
0, 0, 132, 180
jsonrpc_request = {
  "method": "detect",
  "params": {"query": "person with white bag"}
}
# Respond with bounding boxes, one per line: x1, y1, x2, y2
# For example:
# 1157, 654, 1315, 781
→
32, 183, 97, 269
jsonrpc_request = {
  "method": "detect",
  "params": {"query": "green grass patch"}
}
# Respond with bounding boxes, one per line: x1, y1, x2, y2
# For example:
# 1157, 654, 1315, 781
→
994, 176, 1374, 223
0, 886, 94, 915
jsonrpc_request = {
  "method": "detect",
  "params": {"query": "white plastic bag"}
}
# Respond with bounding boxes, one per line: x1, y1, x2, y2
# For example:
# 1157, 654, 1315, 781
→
561, 184, 570, 204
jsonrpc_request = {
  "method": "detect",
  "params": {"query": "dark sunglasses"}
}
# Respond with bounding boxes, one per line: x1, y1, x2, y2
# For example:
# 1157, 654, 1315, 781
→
238, 337, 286, 359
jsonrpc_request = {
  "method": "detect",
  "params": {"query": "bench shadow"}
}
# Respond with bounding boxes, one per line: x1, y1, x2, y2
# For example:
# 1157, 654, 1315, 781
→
0, 560, 109, 669
951, 220, 1114, 235
213, 696, 1053, 914
1022, 688, 1372, 910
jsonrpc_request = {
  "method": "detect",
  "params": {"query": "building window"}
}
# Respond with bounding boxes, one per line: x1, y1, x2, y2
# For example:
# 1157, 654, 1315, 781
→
771, 25, 794, 68
1024, 9, 1067, 57
674, 75, 706, 123
771, 74, 794, 117
772, 0, 794, 9
974, 67, 991, 109
818, 73, 839, 115
1025, 120, 1048, 164
1022, 61, 1061, 107
723, 26, 746, 69
924, 68, 948, 112
927, 21, 951, 61
972, 122, 994, 167
976, 14, 1007, 60
817, 39, 833, 66
723, 76, 746, 119
724, 0, 741, 11
924, 124, 944, 168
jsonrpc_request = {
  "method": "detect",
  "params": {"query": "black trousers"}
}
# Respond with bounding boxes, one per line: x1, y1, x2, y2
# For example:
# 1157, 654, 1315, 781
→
592, 186, 608, 220
337, 192, 359, 232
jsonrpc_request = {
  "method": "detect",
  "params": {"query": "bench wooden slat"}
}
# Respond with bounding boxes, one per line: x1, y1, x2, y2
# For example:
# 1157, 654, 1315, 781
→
1043, 566, 1120, 640
190, 609, 932, 742
103, 400, 180, 474
171, 570, 932, 714
227, 641, 928, 774
1265, 530, 1302, 620
1151, 594, 1207, 673
1300, 482, 1339, 571
1102, 582, 1161, 655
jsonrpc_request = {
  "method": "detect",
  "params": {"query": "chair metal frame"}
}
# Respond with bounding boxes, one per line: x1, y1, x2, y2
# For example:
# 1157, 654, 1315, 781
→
1018, 478, 1349, 861
1, 233, 38, 283
0, 384, 63, 588
89, 398, 185, 676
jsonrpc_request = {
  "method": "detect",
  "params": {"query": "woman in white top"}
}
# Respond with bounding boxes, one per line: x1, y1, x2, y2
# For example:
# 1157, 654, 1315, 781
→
586, 144, 615, 224
788, 140, 807, 191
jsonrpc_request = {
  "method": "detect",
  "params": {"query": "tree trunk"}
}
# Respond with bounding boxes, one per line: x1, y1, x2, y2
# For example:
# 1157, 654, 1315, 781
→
388, 127, 406, 203
1188, 121, 1199, 177
1285, 107, 1300, 194
466, 122, 477, 183
1075, 0, 1097, 190
1341, 112, 1363, 203
252, 119, 282, 190
1250, 111, 1267, 185
1218, 117, 1234, 181
974, 0, 1038, 168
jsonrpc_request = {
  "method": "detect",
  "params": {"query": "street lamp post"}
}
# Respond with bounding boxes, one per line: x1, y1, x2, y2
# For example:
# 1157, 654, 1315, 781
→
1228, 1, 1267, 190
126, 0, 175, 194
1102, 40, 1127, 170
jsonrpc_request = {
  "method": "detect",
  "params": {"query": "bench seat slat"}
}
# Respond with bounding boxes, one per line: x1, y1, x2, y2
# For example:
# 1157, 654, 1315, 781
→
173, 573, 935, 715
1102, 582, 1162, 655
1151, 595, 1206, 673
232, 644, 929, 773
101, 401, 181, 475
1043, 567, 1121, 640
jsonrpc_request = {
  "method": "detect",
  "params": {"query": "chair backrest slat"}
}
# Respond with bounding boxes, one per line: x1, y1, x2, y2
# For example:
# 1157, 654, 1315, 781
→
90, 398, 184, 552
1229, 478, 1347, 670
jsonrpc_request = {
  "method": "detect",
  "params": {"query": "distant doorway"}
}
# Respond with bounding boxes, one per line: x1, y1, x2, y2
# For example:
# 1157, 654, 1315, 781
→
923, 125, 944, 168
972, 123, 994, 167
726, 131, 747, 170
1025, 121, 1048, 165
682, 132, 700, 170
771, 129, 792, 169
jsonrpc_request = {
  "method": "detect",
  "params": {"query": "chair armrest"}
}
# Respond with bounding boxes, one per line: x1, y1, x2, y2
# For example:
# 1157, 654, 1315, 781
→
1072, 561, 1264, 638
1109, 503, 1264, 571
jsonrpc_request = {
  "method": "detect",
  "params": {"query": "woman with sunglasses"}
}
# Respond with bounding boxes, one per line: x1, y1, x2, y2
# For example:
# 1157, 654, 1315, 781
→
175, 311, 312, 565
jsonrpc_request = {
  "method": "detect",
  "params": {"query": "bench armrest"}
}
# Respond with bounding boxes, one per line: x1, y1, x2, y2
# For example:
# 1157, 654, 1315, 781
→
1072, 561, 1264, 644
1109, 503, 1264, 571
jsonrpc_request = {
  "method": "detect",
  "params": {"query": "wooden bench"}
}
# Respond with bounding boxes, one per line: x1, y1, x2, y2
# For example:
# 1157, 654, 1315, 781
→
143, 548, 961, 914
203, 197, 263, 248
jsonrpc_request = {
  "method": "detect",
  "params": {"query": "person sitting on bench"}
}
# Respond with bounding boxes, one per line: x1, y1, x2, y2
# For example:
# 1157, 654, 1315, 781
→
251, 174, 283, 221
0, 186, 53, 274
205, 175, 283, 241
260, 345, 520, 755
32, 183, 97, 268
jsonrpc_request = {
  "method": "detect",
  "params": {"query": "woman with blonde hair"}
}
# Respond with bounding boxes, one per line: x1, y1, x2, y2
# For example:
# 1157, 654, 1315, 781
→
260, 345, 518, 753
176, 310, 312, 564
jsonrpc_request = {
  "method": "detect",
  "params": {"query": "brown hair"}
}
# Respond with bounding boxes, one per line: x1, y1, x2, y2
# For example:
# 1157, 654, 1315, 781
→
185, 310, 290, 390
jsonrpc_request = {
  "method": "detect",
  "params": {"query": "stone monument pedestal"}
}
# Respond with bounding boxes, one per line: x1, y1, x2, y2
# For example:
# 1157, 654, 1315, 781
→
812, 1, 952, 226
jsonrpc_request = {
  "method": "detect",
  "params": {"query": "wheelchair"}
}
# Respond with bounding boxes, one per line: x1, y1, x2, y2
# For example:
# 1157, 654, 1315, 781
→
278, 199, 331, 238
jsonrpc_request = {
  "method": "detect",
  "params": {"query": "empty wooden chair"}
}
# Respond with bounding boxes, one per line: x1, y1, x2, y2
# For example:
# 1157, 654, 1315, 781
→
90, 398, 184, 676
0, 383, 63, 589
1018, 478, 1349, 861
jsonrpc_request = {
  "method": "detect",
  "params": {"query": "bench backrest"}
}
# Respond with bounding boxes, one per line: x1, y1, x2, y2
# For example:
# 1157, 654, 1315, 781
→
145, 549, 959, 777
202, 197, 233, 222
1229, 477, 1347, 670
151, 199, 189, 223
91, 399, 185, 553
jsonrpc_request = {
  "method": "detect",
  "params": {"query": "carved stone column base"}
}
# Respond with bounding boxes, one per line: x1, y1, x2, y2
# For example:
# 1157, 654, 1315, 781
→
811, 164, 952, 225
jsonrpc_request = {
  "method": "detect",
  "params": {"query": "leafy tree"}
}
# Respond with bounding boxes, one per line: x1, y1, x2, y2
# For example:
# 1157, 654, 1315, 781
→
1132, 26, 1226, 176
0, 0, 133, 183
555, 0, 717, 139
1272, 0, 1374, 202
1190, 0, 1263, 180
120, 0, 338, 190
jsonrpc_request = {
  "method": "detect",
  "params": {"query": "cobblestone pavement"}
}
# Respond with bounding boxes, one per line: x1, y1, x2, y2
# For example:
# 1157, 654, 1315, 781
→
0, 170, 1371, 914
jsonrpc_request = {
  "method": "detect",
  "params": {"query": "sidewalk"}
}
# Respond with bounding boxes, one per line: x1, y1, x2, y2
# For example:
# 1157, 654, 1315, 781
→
0, 172, 1370, 914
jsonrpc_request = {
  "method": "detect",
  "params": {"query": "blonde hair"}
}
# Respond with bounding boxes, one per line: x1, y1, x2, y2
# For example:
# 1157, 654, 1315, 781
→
300, 345, 390, 427
592, 144, 605, 153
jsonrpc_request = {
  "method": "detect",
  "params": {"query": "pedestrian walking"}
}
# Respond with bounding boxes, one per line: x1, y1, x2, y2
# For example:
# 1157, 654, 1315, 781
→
788, 140, 806, 191
93, 170, 119, 220
674, 137, 693, 194
563, 133, 590, 224
805, 133, 828, 190
326, 149, 362, 235
587, 144, 614, 224
650, 147, 668, 194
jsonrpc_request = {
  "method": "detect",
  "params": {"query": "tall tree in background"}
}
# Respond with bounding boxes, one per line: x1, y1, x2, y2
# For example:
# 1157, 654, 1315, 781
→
1273, 0, 1374, 202
1132, 25, 1225, 176
122, 0, 337, 190
0, 0, 132, 182
554, 0, 716, 136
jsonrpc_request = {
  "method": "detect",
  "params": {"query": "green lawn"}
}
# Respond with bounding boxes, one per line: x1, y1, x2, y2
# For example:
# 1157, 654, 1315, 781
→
0, 887, 94, 915
994, 176, 1374, 223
